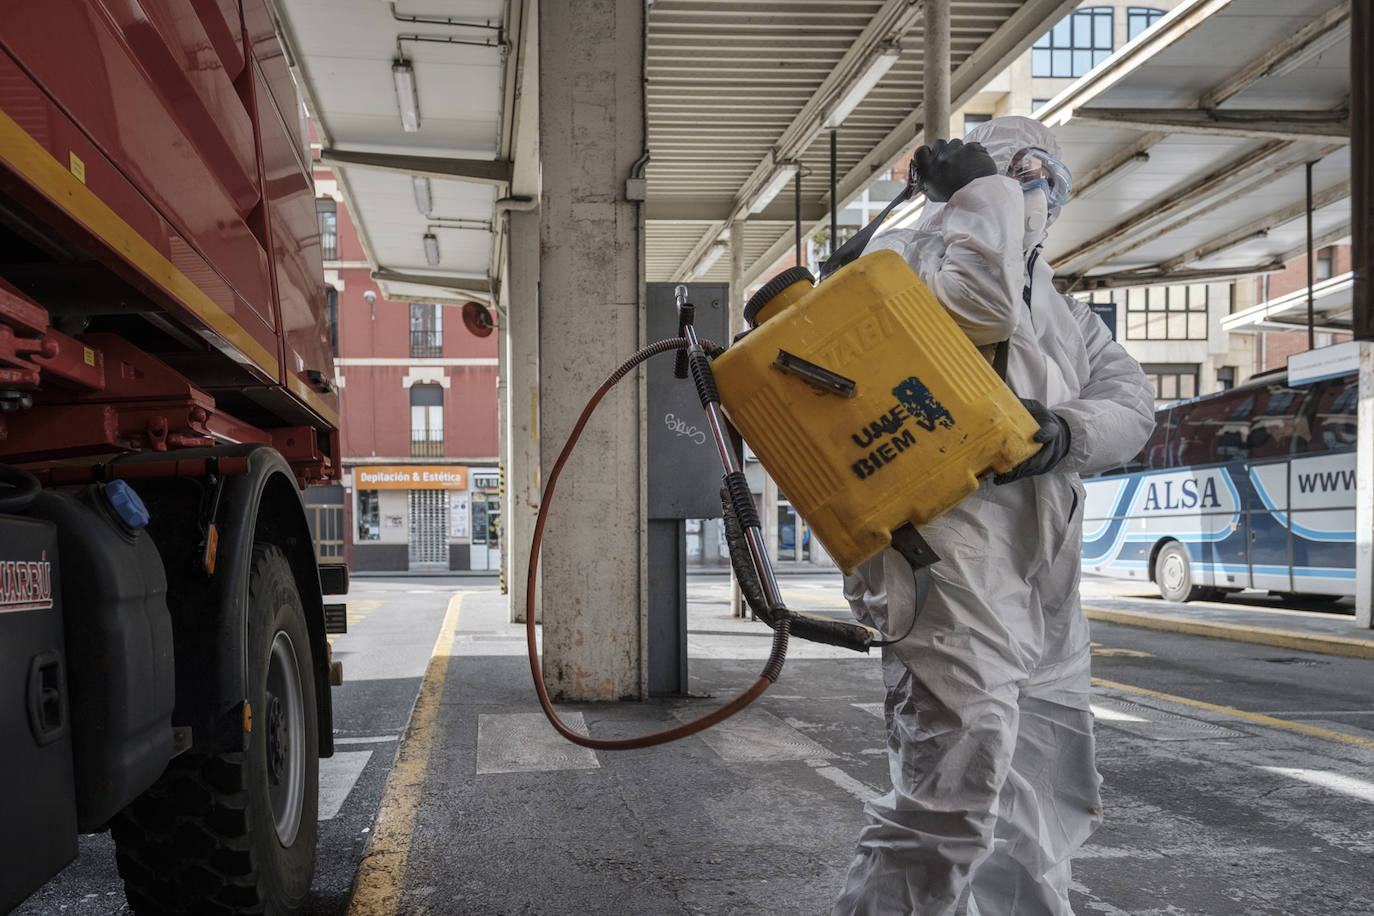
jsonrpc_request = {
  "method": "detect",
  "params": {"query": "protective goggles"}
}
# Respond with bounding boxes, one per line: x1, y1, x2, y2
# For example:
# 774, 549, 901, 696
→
1009, 147, 1072, 209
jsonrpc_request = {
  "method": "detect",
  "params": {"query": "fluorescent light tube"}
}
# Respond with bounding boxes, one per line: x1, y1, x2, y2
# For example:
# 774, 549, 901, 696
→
393, 59, 420, 132
822, 41, 902, 129
1077, 151, 1150, 200
413, 176, 432, 214
690, 242, 727, 278
746, 161, 800, 214
423, 232, 439, 266
1268, 23, 1349, 79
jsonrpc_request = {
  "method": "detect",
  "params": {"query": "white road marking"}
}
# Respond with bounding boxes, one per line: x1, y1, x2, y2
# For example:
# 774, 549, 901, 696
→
806, 758, 880, 802
319, 750, 372, 819
334, 734, 399, 745
1090, 703, 1148, 723
1260, 766, 1374, 803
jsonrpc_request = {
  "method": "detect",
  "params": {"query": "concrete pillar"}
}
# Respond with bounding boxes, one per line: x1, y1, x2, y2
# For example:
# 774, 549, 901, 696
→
924, 0, 951, 143
538, 0, 647, 699
506, 209, 541, 623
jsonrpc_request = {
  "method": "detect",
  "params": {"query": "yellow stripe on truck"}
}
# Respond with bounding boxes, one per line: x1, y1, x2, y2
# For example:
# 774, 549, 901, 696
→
0, 107, 281, 379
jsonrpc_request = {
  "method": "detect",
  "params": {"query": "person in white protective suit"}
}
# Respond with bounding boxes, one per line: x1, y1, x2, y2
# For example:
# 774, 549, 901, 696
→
832, 116, 1156, 916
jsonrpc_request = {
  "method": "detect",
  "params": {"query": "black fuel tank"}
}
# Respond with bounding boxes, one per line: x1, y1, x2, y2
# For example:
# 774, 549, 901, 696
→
28, 482, 175, 831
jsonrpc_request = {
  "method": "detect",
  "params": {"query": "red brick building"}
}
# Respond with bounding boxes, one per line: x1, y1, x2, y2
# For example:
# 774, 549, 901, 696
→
312, 163, 501, 574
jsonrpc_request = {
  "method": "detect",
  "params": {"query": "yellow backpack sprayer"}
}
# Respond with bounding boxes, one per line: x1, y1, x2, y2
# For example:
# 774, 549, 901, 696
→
526, 165, 1041, 751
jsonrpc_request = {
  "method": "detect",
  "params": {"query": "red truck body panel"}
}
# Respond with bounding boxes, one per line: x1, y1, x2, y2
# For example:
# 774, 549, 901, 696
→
0, 0, 338, 477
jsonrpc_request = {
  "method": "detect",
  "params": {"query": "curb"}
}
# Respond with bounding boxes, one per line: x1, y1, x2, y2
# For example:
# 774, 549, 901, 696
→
1083, 606, 1374, 660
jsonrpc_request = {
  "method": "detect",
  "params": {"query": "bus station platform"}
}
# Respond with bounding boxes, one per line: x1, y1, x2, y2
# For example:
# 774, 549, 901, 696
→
342, 576, 1374, 915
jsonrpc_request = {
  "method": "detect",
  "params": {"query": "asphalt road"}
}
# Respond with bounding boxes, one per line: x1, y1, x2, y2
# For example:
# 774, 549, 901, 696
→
13, 572, 1374, 915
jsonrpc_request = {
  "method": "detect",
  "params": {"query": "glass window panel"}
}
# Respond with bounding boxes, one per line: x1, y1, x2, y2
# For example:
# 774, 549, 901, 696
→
1054, 17, 1071, 45
1126, 313, 1147, 338
1075, 50, 1093, 75
1148, 286, 1166, 310
1075, 14, 1092, 47
357, 491, 379, 542
1187, 284, 1207, 307
411, 405, 424, 429
428, 405, 443, 438
1032, 49, 1052, 75
1126, 288, 1143, 310
1146, 313, 1166, 338
1034, 31, 1050, 48
1167, 313, 1187, 339
1053, 49, 1070, 76
1093, 49, 1111, 67
1095, 14, 1112, 48
1179, 374, 1196, 399
1189, 313, 1208, 339
1160, 375, 1177, 400
1167, 287, 1186, 310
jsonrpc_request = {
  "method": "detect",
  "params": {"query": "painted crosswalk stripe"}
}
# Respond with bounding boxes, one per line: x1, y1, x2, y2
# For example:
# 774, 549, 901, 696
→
1260, 767, 1374, 803
319, 750, 372, 819
806, 758, 879, 802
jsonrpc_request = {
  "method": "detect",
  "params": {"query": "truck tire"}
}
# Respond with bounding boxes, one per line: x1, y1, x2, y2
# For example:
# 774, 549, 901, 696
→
112, 544, 319, 915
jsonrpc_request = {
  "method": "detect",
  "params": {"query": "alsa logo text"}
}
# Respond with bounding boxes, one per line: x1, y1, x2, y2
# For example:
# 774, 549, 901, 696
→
1140, 477, 1222, 512
0, 553, 54, 612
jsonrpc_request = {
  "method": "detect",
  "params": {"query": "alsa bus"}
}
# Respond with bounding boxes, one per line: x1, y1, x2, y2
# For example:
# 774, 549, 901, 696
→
1081, 368, 1356, 602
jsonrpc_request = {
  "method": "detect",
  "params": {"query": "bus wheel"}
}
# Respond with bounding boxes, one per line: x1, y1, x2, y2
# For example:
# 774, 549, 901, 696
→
1155, 542, 1203, 603
112, 544, 319, 914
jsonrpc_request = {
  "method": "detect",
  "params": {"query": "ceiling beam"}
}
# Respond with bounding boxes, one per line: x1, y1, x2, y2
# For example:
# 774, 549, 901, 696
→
1161, 179, 1352, 270
1059, 262, 1285, 292
1054, 141, 1293, 274
1199, 1, 1351, 109
318, 149, 514, 185
738, 0, 1081, 287
1069, 107, 1350, 141
371, 268, 492, 294
646, 197, 829, 223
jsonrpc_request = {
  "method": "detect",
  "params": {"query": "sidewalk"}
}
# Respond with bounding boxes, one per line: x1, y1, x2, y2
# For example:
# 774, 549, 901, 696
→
1078, 581, 1374, 659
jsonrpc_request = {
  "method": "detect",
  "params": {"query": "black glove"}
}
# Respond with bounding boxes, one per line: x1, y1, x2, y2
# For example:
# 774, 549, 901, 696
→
914, 139, 998, 203
995, 398, 1072, 484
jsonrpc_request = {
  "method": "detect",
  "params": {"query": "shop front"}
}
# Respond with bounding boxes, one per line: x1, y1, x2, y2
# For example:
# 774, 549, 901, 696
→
351, 464, 485, 572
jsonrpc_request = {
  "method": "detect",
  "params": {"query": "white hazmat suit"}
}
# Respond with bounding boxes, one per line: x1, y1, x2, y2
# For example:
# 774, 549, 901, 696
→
833, 117, 1155, 915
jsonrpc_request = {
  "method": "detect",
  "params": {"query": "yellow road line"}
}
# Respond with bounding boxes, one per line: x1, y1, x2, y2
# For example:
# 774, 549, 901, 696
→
1084, 605, 1374, 660
347, 592, 464, 916
1093, 677, 1374, 750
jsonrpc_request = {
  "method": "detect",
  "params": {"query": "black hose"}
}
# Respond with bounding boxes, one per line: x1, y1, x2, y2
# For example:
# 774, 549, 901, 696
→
0, 464, 42, 512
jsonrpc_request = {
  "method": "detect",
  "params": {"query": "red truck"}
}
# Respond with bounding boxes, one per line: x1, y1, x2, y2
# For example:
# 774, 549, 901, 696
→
0, 2, 344, 913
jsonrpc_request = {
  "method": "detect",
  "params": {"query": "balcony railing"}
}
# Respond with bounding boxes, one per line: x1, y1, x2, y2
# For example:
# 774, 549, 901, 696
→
410, 330, 442, 358
411, 434, 444, 458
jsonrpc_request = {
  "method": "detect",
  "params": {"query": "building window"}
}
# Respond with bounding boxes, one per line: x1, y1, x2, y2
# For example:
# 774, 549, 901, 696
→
1217, 365, 1236, 391
1125, 284, 1209, 340
326, 286, 338, 354
316, 198, 338, 261
411, 384, 444, 457
1142, 363, 1198, 404
963, 113, 991, 132
410, 302, 443, 358
357, 489, 380, 541
1031, 98, 1052, 112
1316, 247, 1334, 280
1032, 7, 1113, 78
1127, 7, 1166, 41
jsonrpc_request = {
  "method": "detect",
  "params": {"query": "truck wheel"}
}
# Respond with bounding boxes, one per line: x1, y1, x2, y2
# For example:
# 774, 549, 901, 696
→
112, 544, 319, 914
1154, 541, 1204, 603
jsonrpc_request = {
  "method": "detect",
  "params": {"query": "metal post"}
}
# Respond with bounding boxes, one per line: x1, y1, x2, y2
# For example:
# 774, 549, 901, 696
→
1354, 0, 1373, 628
924, 0, 951, 144
1306, 160, 1316, 350
829, 129, 838, 256
794, 169, 802, 268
